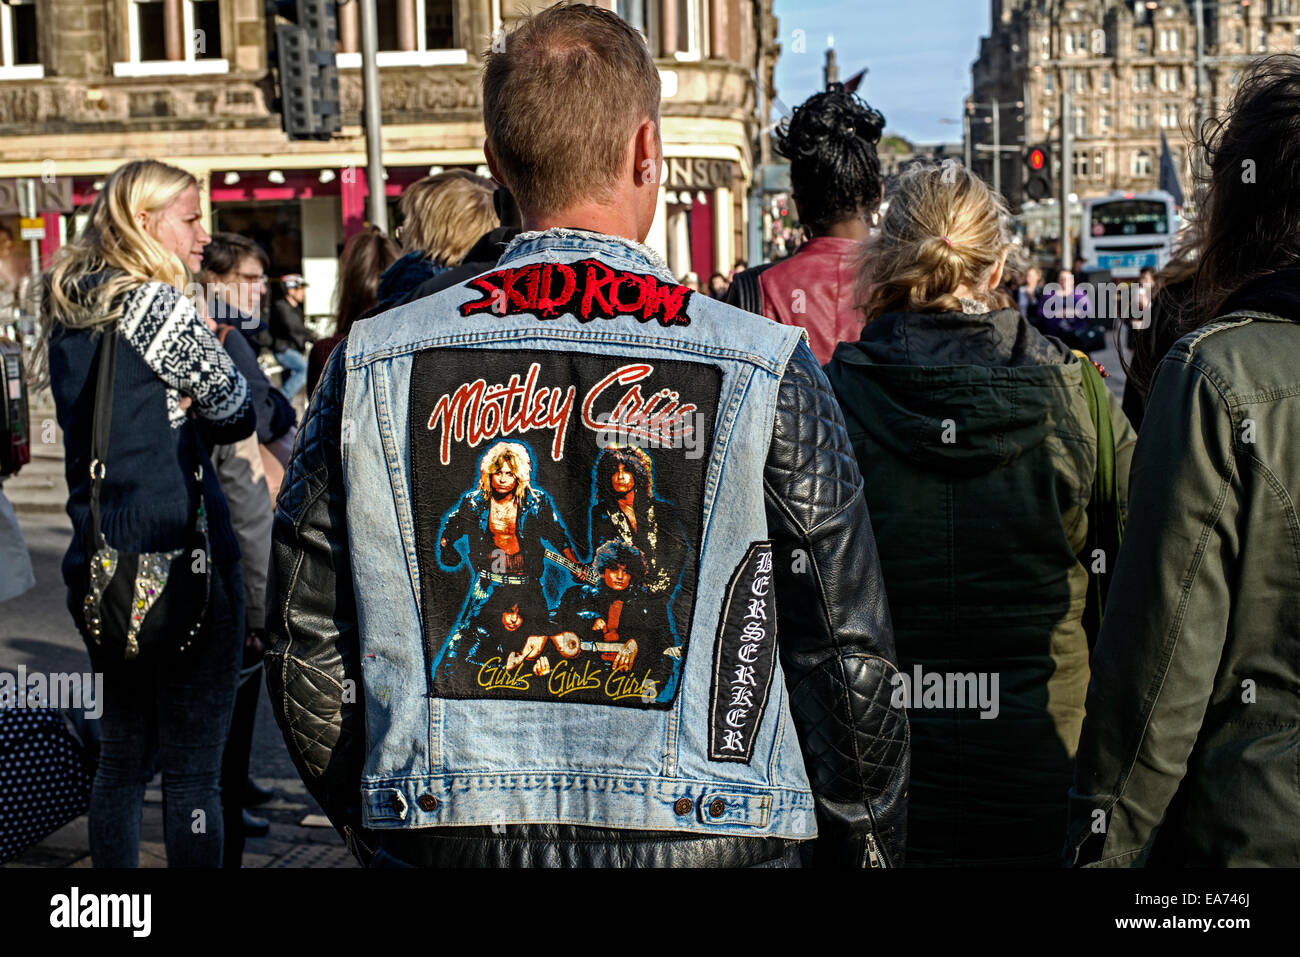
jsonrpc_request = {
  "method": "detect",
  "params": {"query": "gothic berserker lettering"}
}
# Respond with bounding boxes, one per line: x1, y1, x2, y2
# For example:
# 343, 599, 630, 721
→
460, 259, 693, 327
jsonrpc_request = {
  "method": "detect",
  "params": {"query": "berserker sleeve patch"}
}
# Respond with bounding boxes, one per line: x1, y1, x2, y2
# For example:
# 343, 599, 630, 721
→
408, 347, 721, 709
708, 542, 778, 763
460, 259, 693, 326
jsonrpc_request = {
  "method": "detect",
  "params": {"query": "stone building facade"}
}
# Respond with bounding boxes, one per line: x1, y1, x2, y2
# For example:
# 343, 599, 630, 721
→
971, 0, 1297, 212
0, 0, 775, 315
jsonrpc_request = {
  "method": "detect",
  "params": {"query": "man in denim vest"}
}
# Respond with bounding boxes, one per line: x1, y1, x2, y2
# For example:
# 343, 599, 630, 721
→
266, 1, 908, 868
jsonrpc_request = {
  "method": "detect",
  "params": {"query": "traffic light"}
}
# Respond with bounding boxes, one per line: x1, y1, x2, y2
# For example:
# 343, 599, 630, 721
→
1024, 144, 1053, 201
271, 0, 340, 140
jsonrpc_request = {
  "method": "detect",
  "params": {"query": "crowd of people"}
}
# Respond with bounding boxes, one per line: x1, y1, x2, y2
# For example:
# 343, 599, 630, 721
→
21, 1, 1300, 869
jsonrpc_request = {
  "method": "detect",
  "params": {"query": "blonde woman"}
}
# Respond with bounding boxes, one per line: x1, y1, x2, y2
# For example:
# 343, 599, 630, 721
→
373, 169, 499, 311
41, 159, 253, 867
823, 161, 1136, 866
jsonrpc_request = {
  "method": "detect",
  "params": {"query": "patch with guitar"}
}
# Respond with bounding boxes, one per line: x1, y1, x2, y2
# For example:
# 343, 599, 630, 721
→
408, 348, 721, 708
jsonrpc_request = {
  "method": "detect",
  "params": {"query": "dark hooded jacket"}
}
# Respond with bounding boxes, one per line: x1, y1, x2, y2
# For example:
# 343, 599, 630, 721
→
825, 307, 1135, 866
1067, 267, 1300, 867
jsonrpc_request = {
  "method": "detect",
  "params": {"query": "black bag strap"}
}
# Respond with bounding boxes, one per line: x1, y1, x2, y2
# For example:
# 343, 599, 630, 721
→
87, 324, 119, 544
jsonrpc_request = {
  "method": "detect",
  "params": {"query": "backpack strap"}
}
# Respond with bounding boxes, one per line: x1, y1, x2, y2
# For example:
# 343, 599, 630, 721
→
1073, 349, 1124, 651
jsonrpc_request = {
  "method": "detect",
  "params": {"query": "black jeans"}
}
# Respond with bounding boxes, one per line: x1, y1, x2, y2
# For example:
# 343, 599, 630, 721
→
220, 653, 263, 869
85, 561, 243, 868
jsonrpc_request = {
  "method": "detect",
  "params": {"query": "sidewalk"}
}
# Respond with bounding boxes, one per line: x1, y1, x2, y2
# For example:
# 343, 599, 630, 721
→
5, 774, 359, 869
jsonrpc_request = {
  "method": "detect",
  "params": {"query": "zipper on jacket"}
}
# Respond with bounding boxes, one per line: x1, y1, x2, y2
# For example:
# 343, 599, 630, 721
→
865, 832, 886, 868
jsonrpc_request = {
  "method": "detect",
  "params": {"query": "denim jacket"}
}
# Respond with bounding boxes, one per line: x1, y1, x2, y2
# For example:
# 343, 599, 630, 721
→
267, 227, 909, 865
343, 227, 822, 838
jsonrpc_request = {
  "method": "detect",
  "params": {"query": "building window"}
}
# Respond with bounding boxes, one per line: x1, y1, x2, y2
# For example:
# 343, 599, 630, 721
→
1101, 71, 1111, 93
1133, 103, 1151, 129
1095, 149, 1105, 178
1161, 103, 1178, 129
1136, 33, 1148, 55
338, 0, 464, 67
1159, 29, 1180, 52
1230, 69, 1241, 88
1073, 70, 1086, 93
1134, 68, 1151, 91
1159, 68, 1179, 91
0, 0, 41, 74
618, 0, 649, 36
1133, 151, 1152, 177
1100, 105, 1112, 131
675, 0, 710, 61
424, 0, 454, 49
1074, 151, 1089, 178
131, 0, 167, 62
193, 0, 221, 59
1073, 106, 1087, 137
1294, 27, 1300, 50
1043, 106, 1055, 135
116, 0, 227, 74
1044, 72, 1055, 94
1258, 28, 1267, 52
1235, 26, 1244, 46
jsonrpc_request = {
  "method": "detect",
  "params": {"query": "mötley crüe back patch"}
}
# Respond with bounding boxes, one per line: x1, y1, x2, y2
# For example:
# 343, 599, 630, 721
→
409, 348, 720, 708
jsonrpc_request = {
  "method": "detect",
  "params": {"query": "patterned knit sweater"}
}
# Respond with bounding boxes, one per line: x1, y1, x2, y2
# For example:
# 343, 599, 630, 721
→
48, 276, 254, 584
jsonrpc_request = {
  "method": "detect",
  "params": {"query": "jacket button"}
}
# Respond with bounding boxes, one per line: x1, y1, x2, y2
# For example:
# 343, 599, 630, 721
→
708, 799, 726, 817
417, 794, 438, 812
673, 798, 692, 816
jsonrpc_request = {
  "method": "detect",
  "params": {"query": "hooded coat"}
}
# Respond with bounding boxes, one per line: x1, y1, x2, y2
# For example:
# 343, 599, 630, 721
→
825, 307, 1135, 866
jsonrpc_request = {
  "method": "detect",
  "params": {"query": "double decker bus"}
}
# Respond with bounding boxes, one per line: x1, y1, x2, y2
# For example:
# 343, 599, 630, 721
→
1079, 190, 1179, 278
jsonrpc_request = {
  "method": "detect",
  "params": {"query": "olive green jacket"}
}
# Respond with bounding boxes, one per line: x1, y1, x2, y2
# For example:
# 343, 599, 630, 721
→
1068, 305, 1300, 867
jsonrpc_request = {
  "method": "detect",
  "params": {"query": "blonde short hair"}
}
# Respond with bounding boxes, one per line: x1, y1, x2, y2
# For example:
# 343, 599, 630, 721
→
860, 161, 1012, 323
483, 3, 661, 217
397, 169, 498, 265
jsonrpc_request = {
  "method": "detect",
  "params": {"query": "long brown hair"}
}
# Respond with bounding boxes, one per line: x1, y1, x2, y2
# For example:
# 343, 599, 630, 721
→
1132, 55, 1300, 394
333, 225, 399, 339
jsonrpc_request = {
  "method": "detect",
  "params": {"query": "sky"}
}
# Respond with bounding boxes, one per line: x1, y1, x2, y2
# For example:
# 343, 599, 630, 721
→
772, 0, 993, 145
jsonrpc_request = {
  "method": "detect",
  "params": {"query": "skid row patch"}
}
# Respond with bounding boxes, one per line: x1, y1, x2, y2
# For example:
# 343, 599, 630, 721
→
708, 542, 778, 763
460, 259, 693, 327
409, 348, 721, 708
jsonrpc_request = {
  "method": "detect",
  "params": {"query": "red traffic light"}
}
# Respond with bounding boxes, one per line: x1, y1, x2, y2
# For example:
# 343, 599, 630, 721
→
1028, 148, 1047, 171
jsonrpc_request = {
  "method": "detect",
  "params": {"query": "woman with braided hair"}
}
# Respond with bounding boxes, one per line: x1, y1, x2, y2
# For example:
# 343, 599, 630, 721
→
725, 82, 886, 364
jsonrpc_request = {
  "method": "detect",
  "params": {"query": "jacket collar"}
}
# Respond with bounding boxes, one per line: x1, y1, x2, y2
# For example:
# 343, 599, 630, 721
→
836, 307, 1075, 369
498, 227, 676, 283
1222, 266, 1300, 322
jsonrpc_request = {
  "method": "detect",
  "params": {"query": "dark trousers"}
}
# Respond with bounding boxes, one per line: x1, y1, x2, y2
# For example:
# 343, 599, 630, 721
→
220, 656, 263, 868
86, 561, 243, 868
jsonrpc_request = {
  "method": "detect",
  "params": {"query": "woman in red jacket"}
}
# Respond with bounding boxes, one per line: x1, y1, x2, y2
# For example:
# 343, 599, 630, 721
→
726, 83, 885, 365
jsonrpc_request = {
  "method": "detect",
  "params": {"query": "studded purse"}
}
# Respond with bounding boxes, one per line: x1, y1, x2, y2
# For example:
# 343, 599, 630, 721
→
77, 325, 211, 663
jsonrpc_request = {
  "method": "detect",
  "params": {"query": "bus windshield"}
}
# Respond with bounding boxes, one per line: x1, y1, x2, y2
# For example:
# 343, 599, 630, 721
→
1089, 200, 1170, 237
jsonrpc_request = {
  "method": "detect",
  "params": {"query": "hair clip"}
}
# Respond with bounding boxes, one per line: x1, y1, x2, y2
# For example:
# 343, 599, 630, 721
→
942, 236, 953, 248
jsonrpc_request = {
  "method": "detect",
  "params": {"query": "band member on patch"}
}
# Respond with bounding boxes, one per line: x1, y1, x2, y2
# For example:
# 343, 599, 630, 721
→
525, 539, 672, 676
589, 445, 685, 598
434, 440, 579, 675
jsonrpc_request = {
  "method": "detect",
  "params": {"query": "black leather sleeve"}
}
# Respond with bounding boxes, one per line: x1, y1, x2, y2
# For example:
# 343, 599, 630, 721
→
763, 340, 910, 867
263, 341, 377, 865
